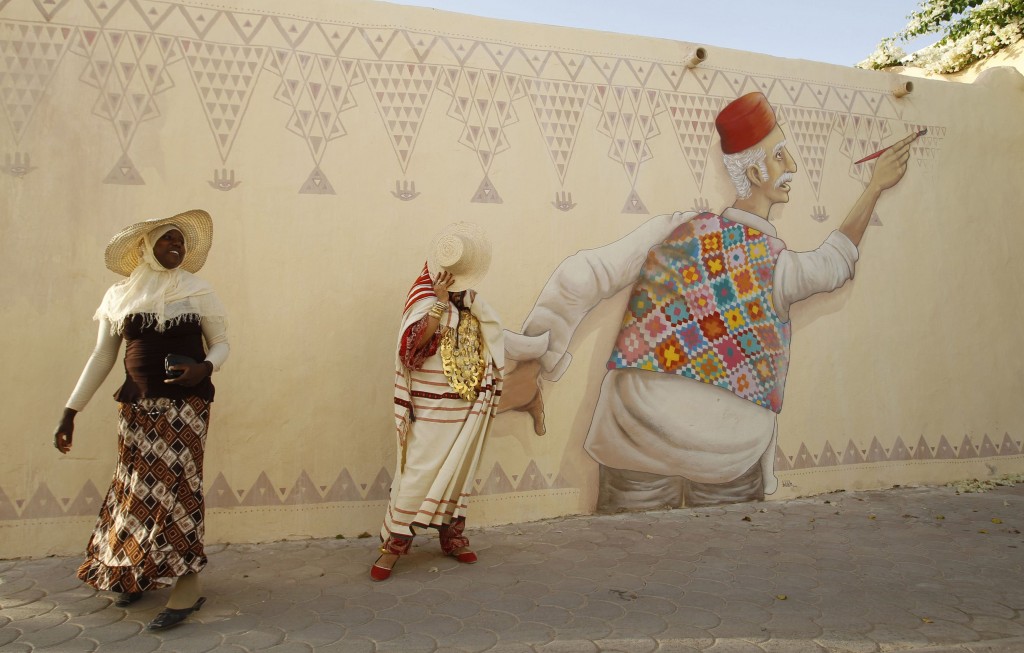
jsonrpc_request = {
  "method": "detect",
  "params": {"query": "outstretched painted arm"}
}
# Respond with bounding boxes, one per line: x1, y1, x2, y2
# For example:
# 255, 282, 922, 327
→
500, 212, 690, 433
513, 212, 690, 379
839, 131, 918, 247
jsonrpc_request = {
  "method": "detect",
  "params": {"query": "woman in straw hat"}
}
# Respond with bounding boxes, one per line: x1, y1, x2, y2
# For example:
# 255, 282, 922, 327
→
372, 221, 505, 581
52, 209, 228, 630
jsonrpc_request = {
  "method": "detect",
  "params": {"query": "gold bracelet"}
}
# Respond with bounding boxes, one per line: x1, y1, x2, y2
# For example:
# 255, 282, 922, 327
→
428, 301, 447, 320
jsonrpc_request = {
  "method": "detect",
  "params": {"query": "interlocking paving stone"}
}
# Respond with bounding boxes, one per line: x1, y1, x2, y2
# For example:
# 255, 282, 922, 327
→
267, 606, 320, 632
609, 609, 669, 636
283, 620, 347, 647
433, 626, 498, 652
651, 641, 703, 653
10, 622, 82, 649
318, 605, 374, 629
460, 608, 518, 632
920, 620, 985, 644
345, 616, 405, 641
7, 609, 69, 634
374, 632, 438, 652
378, 601, 431, 622
760, 639, 828, 652
223, 625, 287, 650
259, 643, 315, 653
592, 635, 658, 652
0, 627, 22, 647
1, 485, 1022, 652
535, 640, 600, 653
559, 615, 618, 638
521, 605, 574, 628
963, 639, 1024, 653
153, 631, 226, 653
970, 616, 1024, 638
497, 619, 556, 644
90, 636, 162, 653
196, 611, 263, 634
319, 636, 375, 653
866, 623, 932, 648
812, 630, 879, 653
407, 614, 462, 639
486, 594, 538, 615
0, 589, 48, 610
657, 624, 715, 647
0, 575, 33, 595
62, 595, 116, 617
433, 597, 481, 620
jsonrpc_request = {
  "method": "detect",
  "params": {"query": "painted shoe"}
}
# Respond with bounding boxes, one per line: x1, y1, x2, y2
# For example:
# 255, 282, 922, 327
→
146, 597, 206, 631
113, 591, 144, 607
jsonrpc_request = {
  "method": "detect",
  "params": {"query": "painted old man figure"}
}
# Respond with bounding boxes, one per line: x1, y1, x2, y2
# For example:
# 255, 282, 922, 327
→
500, 92, 918, 512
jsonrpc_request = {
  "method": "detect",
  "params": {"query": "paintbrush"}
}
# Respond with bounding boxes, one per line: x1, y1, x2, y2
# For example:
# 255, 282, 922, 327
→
854, 129, 927, 164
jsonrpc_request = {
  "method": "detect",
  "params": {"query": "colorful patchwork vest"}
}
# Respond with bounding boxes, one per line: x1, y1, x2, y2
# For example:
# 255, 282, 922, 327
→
607, 212, 792, 413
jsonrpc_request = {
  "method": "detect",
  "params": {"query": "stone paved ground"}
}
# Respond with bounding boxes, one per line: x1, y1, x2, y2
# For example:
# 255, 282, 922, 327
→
1, 484, 1023, 653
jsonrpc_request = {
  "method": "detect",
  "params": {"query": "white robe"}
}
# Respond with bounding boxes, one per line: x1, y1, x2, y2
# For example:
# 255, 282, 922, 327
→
505, 208, 858, 487
384, 292, 504, 538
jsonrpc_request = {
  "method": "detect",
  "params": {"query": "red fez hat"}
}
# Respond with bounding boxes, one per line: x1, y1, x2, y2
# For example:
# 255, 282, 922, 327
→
715, 92, 777, 154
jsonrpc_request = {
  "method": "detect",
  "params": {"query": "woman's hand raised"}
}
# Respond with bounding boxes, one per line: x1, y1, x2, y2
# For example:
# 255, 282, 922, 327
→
433, 270, 455, 304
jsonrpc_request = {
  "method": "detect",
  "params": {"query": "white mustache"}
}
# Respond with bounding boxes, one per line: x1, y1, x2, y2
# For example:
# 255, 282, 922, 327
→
774, 172, 794, 189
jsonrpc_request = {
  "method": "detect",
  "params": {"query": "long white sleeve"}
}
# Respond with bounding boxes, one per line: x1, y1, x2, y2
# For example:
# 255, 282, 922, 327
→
518, 212, 691, 380
772, 230, 860, 322
66, 318, 122, 412
201, 316, 230, 370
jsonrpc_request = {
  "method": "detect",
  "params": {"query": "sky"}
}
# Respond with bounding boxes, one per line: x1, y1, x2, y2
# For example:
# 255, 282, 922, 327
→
386, 0, 934, 67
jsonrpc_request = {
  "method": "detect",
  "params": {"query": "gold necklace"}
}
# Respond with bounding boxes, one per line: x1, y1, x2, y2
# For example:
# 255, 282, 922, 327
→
439, 309, 486, 401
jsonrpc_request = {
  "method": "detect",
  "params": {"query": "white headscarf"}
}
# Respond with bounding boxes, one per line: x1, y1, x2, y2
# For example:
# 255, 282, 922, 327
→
94, 224, 226, 334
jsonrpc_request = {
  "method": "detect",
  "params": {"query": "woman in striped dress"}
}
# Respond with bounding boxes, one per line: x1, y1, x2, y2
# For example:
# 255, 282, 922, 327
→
372, 222, 504, 581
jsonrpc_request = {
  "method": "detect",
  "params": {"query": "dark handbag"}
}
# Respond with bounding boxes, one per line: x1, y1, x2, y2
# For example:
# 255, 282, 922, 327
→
164, 354, 197, 378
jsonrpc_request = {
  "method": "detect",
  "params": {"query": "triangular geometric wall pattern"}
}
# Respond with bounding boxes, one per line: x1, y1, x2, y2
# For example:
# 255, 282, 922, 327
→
0, 0, 946, 205
4, 434, 1020, 521
0, 20, 74, 143
773, 433, 1021, 472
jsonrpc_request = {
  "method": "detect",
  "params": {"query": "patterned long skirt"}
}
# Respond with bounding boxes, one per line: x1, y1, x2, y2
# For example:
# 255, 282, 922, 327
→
77, 396, 210, 592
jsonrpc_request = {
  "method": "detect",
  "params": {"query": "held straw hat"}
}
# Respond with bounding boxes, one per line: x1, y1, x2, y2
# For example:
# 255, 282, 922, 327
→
427, 221, 492, 292
104, 209, 213, 276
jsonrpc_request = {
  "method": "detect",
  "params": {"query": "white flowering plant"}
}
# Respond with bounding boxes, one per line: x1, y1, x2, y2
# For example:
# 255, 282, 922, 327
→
857, 0, 1024, 73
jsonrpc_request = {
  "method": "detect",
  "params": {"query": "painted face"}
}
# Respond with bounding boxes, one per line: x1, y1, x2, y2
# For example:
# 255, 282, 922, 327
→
152, 228, 186, 269
755, 126, 798, 205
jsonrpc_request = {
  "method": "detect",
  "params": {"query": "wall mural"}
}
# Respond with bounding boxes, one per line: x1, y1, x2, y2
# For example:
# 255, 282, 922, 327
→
1, 0, 987, 523
498, 91, 936, 512
0, 1, 945, 207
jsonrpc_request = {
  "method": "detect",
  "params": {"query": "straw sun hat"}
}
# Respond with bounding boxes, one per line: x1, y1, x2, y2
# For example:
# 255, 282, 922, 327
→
427, 221, 492, 292
104, 209, 213, 276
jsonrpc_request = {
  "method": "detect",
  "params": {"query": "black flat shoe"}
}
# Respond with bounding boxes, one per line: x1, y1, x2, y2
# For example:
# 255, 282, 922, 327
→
113, 591, 144, 607
146, 596, 206, 631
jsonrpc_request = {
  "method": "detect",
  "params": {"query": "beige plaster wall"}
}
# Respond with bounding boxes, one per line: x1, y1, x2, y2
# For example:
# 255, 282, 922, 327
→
1, 0, 1022, 559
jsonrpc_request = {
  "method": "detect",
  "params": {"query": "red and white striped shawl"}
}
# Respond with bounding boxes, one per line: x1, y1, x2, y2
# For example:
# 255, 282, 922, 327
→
393, 262, 505, 447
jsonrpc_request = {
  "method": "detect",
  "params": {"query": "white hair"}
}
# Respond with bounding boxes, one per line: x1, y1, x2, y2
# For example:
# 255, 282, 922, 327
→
722, 146, 767, 199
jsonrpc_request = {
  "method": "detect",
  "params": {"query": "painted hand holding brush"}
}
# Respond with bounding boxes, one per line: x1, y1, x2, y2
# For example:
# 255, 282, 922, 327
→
855, 129, 927, 164
839, 130, 921, 246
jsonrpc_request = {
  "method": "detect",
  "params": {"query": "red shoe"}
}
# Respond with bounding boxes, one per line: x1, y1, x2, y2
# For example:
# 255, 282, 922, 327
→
370, 554, 397, 581
451, 550, 478, 564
